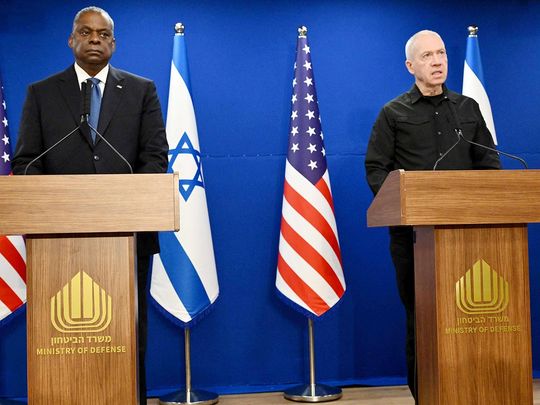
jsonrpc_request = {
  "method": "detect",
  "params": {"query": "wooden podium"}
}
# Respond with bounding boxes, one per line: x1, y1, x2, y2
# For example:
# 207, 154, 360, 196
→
367, 169, 539, 405
0, 174, 179, 405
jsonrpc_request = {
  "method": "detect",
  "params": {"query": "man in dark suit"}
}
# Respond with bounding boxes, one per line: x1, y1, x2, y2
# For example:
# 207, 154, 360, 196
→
12, 6, 168, 404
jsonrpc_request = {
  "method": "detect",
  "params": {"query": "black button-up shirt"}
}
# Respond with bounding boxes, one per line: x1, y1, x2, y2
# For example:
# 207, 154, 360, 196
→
365, 84, 500, 194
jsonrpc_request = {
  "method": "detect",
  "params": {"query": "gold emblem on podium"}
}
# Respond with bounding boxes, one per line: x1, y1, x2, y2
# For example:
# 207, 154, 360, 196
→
456, 260, 509, 315
456, 259, 509, 314
51, 271, 112, 333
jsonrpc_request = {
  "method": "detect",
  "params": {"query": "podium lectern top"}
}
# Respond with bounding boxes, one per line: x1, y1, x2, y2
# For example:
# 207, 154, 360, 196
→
0, 173, 179, 235
367, 169, 540, 227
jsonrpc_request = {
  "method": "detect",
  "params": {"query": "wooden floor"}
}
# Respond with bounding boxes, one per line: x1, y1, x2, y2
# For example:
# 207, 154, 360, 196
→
149, 380, 540, 404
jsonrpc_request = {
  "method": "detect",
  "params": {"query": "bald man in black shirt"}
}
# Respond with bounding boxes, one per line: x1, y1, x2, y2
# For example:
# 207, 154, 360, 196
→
365, 30, 500, 401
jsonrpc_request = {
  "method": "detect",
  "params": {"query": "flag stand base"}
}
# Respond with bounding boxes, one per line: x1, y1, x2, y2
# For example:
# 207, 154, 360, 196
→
283, 319, 342, 402
159, 328, 219, 405
159, 389, 219, 405
284, 384, 342, 402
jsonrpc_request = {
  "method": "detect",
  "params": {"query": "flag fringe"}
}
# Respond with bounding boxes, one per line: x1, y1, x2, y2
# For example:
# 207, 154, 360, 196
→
275, 288, 346, 322
150, 293, 217, 329
0, 304, 26, 328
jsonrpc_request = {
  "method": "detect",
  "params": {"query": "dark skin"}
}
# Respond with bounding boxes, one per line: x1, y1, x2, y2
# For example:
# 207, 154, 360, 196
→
68, 11, 116, 76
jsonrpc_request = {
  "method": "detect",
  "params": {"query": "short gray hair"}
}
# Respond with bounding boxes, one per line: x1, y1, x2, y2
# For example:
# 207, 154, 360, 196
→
405, 30, 443, 60
72, 6, 114, 34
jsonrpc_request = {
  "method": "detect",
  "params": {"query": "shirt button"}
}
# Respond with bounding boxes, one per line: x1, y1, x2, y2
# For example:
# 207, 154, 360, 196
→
93, 155, 100, 161
435, 111, 439, 115
437, 131, 442, 135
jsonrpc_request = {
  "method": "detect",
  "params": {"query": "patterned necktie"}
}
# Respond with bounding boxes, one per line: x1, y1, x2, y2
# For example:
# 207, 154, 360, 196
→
88, 77, 102, 143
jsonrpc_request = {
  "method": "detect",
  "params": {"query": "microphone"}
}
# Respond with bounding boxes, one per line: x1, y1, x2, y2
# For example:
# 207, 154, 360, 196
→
80, 80, 91, 123
448, 100, 528, 169
23, 83, 89, 175
83, 78, 133, 174
24, 79, 134, 175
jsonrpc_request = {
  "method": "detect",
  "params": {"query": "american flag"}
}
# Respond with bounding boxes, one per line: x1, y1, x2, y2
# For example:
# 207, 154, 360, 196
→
0, 80, 27, 324
276, 28, 345, 317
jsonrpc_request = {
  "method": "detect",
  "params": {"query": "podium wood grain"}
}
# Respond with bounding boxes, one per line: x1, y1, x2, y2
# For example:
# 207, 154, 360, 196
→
27, 234, 138, 405
415, 225, 532, 404
2, 173, 180, 405
0, 173, 179, 235
367, 170, 537, 405
367, 169, 540, 226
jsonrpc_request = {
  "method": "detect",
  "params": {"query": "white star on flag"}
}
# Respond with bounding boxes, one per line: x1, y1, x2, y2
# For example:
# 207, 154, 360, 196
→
304, 77, 313, 86
2, 135, 8, 145
306, 127, 316, 136
2, 117, 7, 127
2, 152, 10, 162
302, 44, 310, 54
291, 143, 299, 152
305, 94, 314, 103
291, 126, 299, 136
291, 110, 298, 119
308, 160, 318, 170
305, 110, 315, 120
292, 94, 297, 103
303, 61, 312, 70
307, 143, 317, 153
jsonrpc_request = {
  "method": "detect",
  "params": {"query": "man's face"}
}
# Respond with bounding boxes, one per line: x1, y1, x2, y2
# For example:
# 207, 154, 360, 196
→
405, 33, 447, 93
68, 11, 115, 74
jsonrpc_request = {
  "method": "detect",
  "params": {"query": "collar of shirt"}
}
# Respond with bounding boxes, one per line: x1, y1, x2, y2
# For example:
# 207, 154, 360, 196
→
73, 63, 109, 94
407, 83, 459, 105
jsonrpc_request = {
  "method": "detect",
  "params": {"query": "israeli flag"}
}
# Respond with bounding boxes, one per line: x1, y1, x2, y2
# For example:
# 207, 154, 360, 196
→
150, 28, 219, 326
462, 28, 497, 145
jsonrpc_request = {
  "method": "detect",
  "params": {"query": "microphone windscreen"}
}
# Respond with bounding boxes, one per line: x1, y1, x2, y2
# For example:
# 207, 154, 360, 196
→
80, 81, 90, 120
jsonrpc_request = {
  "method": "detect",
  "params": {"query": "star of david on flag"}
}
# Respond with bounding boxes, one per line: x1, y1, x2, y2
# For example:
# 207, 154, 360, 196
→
0, 79, 27, 325
168, 132, 204, 201
276, 29, 346, 318
150, 29, 219, 326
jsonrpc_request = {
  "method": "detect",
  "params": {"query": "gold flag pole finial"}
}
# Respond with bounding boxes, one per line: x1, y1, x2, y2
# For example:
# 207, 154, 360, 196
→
175, 22, 185, 35
298, 26, 308, 38
468, 25, 478, 37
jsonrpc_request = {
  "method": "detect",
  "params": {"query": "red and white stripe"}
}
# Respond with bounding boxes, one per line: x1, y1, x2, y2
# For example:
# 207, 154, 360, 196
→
276, 161, 345, 316
0, 235, 26, 321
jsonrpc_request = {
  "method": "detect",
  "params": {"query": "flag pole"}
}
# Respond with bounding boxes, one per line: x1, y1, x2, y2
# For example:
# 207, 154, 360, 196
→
468, 25, 478, 36
283, 318, 342, 402
159, 327, 219, 405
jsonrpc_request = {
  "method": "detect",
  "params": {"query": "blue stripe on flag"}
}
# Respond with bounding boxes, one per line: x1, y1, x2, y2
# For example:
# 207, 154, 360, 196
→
158, 231, 211, 316
465, 35, 485, 86
172, 34, 192, 92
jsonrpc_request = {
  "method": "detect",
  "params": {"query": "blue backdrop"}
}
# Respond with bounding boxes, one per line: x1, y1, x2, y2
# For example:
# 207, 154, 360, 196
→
1, 0, 540, 399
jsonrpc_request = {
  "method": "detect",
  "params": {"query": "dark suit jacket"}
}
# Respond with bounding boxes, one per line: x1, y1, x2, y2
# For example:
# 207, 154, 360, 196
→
12, 65, 169, 256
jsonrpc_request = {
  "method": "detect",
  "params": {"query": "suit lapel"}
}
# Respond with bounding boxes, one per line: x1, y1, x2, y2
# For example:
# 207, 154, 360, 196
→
57, 66, 82, 125
97, 66, 125, 145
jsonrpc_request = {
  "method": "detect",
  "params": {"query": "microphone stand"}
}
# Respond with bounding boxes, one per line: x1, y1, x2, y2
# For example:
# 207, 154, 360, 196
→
456, 129, 528, 169
86, 121, 134, 174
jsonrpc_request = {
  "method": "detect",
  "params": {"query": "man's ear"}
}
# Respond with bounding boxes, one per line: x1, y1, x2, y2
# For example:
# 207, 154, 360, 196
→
68, 34, 73, 49
405, 60, 414, 75
111, 38, 116, 53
